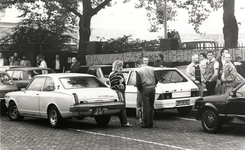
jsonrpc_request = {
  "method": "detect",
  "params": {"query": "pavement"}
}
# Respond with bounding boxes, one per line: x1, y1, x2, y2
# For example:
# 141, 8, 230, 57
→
1, 109, 245, 150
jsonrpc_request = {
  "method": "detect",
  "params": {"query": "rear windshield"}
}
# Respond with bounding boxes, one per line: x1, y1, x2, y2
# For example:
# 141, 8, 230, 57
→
59, 76, 107, 89
155, 70, 188, 83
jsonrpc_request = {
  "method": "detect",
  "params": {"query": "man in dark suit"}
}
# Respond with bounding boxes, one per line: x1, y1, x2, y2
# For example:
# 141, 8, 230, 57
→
51, 54, 64, 73
67, 57, 80, 73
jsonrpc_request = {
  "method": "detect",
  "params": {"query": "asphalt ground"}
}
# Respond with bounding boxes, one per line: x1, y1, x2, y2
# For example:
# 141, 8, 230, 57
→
1, 109, 245, 150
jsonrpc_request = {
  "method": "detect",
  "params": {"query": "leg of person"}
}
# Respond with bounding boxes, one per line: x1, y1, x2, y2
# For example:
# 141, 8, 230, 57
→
197, 83, 203, 97
149, 88, 155, 128
210, 81, 217, 95
118, 93, 132, 127
140, 89, 151, 128
205, 82, 211, 96
136, 91, 143, 124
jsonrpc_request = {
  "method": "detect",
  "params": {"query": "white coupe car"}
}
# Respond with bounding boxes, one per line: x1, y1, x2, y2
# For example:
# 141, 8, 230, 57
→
5, 73, 124, 128
122, 67, 200, 115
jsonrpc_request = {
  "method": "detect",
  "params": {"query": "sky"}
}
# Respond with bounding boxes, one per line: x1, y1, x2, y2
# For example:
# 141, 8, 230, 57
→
1, 0, 245, 41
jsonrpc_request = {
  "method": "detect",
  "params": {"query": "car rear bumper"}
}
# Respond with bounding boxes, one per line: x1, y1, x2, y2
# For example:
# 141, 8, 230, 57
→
69, 102, 124, 116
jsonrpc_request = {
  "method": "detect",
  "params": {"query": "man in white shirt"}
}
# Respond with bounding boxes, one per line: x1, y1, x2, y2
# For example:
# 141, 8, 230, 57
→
38, 55, 48, 74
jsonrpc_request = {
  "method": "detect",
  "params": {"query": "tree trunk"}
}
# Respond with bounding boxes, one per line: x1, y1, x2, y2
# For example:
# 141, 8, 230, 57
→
223, 0, 238, 48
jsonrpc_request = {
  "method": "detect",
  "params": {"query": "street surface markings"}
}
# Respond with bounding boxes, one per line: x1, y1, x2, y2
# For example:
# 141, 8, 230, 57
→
68, 128, 193, 150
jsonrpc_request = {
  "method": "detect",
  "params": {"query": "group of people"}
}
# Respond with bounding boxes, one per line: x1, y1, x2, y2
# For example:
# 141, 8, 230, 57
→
186, 48, 237, 97
108, 56, 158, 128
0, 52, 31, 67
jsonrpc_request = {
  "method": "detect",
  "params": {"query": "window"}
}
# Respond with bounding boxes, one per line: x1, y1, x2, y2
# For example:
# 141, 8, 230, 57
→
0, 73, 11, 85
43, 77, 55, 91
155, 70, 188, 83
59, 76, 107, 89
101, 67, 112, 78
11, 71, 23, 80
27, 77, 45, 91
127, 71, 136, 85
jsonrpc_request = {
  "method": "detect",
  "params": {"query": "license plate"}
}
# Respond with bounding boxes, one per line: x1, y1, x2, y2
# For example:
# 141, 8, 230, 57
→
176, 100, 190, 106
93, 107, 107, 115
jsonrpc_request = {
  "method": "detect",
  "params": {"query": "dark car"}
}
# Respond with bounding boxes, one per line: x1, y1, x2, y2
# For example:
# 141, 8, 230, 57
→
0, 71, 18, 114
193, 81, 245, 133
6, 67, 55, 90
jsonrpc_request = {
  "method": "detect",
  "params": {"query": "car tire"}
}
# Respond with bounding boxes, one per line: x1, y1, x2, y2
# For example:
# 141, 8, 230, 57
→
48, 106, 63, 128
201, 110, 222, 133
177, 106, 192, 115
8, 102, 24, 121
95, 115, 111, 126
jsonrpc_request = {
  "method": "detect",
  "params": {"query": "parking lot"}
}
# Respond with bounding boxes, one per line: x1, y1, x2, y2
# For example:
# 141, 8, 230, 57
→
1, 109, 245, 150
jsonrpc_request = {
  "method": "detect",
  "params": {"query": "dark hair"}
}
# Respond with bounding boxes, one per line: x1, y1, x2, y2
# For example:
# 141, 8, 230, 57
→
220, 48, 228, 56
136, 59, 143, 65
207, 50, 214, 55
158, 53, 164, 60
199, 53, 207, 58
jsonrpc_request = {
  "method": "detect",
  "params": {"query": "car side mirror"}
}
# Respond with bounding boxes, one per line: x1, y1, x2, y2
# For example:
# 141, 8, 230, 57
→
229, 91, 235, 97
21, 88, 26, 92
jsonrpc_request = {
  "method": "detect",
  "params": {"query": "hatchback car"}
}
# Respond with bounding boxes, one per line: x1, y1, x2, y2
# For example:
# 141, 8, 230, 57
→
6, 67, 55, 90
0, 71, 18, 114
122, 67, 200, 115
5, 73, 124, 128
193, 81, 245, 133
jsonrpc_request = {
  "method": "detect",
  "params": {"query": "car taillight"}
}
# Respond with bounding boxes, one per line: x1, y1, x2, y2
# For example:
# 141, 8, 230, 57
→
157, 93, 172, 100
72, 93, 79, 105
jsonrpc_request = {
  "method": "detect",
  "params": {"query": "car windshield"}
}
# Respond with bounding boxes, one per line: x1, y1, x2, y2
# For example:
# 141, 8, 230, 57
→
59, 76, 107, 89
155, 70, 188, 83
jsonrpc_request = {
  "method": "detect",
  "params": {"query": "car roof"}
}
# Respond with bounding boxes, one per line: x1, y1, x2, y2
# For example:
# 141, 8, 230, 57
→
35, 73, 94, 78
122, 67, 177, 72
7, 67, 54, 71
80, 65, 112, 69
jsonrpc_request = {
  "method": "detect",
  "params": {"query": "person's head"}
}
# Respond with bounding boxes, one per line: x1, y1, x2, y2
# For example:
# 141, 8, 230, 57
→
22, 55, 27, 60
36, 55, 40, 61
156, 54, 164, 61
199, 53, 207, 61
207, 51, 214, 61
112, 60, 124, 72
220, 48, 229, 58
55, 54, 60, 59
14, 53, 18, 57
39, 55, 44, 61
135, 59, 144, 68
71, 57, 77, 63
224, 53, 231, 63
9, 56, 14, 61
192, 54, 199, 64
142, 57, 149, 65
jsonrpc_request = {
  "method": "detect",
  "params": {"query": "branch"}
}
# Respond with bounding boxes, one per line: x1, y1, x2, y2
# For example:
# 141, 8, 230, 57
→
92, 0, 111, 15
59, 0, 82, 18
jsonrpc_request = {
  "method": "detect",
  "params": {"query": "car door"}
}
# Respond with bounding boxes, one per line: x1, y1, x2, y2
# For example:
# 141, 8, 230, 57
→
0, 73, 18, 99
124, 71, 138, 108
18, 77, 46, 116
226, 83, 245, 123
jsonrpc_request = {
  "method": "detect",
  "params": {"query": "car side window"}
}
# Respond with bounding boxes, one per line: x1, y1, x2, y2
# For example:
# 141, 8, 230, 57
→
236, 84, 245, 96
0, 73, 11, 85
12, 71, 22, 80
127, 71, 136, 85
43, 77, 55, 91
27, 77, 45, 91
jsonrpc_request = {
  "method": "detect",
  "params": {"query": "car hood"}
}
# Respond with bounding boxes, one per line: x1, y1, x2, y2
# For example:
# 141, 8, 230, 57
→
68, 88, 119, 102
202, 94, 228, 102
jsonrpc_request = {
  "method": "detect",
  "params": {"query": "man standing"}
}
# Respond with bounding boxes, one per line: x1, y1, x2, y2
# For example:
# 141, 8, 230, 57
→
221, 53, 237, 93
20, 55, 31, 67
199, 53, 208, 71
136, 59, 158, 128
217, 48, 229, 94
204, 51, 219, 96
51, 54, 64, 73
153, 54, 165, 67
67, 57, 80, 73
186, 54, 204, 97
0, 53, 8, 66
39, 55, 48, 74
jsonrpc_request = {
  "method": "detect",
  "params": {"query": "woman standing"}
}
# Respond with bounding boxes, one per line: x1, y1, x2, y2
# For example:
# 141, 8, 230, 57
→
109, 60, 133, 127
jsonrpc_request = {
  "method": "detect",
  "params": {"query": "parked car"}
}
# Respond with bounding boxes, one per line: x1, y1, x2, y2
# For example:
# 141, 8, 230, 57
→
0, 65, 23, 72
0, 71, 18, 114
79, 65, 112, 85
5, 73, 125, 128
121, 67, 200, 115
6, 67, 55, 90
193, 81, 245, 133
181, 39, 218, 50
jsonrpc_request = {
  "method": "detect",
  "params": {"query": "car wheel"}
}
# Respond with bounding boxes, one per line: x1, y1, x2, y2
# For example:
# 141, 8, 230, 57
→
177, 106, 192, 115
8, 102, 24, 121
201, 110, 222, 133
48, 106, 62, 128
95, 115, 111, 126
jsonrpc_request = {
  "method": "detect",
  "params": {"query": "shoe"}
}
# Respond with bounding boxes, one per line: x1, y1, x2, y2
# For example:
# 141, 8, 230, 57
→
122, 123, 133, 127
